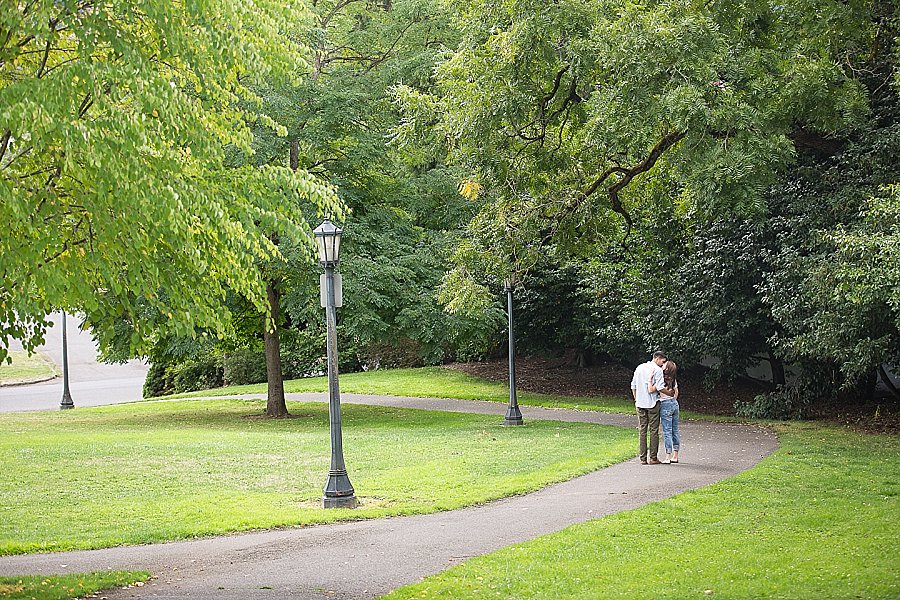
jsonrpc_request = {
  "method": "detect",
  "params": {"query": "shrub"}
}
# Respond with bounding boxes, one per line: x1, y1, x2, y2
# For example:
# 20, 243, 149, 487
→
735, 384, 816, 420
280, 329, 327, 379
143, 361, 174, 398
143, 355, 223, 397
223, 349, 268, 386
170, 356, 223, 393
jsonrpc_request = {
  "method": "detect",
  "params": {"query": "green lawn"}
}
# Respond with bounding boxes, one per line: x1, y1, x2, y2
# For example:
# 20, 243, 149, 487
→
0, 572, 149, 600
179, 366, 647, 414
6, 367, 896, 599
384, 423, 900, 599
0, 352, 57, 385
0, 398, 633, 555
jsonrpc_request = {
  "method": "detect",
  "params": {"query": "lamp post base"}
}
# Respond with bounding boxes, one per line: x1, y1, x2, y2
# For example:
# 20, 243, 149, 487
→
322, 494, 358, 509
323, 470, 357, 509
60, 392, 74, 410
503, 405, 524, 426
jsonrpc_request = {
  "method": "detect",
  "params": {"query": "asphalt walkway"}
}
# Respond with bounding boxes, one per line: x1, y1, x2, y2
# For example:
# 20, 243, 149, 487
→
0, 312, 147, 412
0, 394, 778, 599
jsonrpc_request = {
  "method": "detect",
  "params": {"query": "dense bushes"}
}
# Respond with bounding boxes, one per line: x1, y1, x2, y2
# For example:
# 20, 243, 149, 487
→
142, 354, 223, 398
222, 349, 267, 387
736, 385, 818, 421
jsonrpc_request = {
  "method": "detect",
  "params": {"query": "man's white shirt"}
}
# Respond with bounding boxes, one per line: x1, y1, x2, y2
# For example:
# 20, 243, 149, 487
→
631, 361, 665, 409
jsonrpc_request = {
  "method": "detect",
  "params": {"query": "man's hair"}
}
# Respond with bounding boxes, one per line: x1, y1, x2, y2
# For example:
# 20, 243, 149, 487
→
652, 350, 667, 359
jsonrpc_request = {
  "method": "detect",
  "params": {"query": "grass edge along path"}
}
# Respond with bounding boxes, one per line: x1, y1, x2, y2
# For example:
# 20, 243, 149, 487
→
0, 571, 149, 600
0, 398, 634, 556
0, 351, 58, 386
384, 422, 900, 600
173, 366, 703, 417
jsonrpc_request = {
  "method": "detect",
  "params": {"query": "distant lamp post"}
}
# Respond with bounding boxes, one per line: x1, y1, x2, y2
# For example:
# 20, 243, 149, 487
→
59, 311, 74, 410
314, 218, 357, 509
503, 274, 523, 426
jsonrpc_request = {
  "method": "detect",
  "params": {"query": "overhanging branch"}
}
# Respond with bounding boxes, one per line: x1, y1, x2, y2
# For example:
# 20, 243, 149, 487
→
549, 130, 686, 247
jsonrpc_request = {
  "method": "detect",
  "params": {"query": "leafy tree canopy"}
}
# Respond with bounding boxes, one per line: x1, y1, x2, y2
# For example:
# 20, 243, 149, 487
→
397, 0, 870, 263
0, 0, 342, 361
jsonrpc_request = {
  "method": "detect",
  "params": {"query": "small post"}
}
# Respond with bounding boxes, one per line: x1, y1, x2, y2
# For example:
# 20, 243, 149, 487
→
59, 311, 74, 410
504, 276, 523, 426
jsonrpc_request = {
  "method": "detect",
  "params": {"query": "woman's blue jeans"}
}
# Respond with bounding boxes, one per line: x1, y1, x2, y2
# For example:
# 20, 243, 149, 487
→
660, 399, 680, 454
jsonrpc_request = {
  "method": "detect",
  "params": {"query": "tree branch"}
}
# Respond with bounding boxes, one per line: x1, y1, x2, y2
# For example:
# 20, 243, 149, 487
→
0, 143, 33, 171
539, 64, 570, 123
319, 0, 365, 30
0, 130, 11, 165
40, 236, 89, 268
548, 130, 686, 247
35, 37, 52, 78
364, 20, 416, 74
77, 92, 93, 118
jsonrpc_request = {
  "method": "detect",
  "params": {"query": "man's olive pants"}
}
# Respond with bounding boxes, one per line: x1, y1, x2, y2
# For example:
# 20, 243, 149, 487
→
637, 402, 660, 462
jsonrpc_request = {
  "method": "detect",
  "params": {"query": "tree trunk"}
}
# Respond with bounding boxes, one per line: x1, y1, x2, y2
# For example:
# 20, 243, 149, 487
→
264, 278, 288, 417
262, 140, 300, 418
768, 351, 786, 387
290, 139, 299, 171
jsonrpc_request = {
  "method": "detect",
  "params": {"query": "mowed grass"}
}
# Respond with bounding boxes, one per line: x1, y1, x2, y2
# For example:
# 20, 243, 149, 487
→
0, 399, 634, 555
178, 366, 641, 414
0, 352, 57, 385
0, 572, 149, 600
384, 424, 900, 600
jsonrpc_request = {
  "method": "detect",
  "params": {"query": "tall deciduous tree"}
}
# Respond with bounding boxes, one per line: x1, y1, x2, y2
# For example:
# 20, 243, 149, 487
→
0, 0, 342, 362
396, 0, 870, 303
218, 0, 495, 380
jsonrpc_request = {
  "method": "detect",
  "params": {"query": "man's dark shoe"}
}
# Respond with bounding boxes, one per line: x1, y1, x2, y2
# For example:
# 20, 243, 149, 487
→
648, 458, 662, 465
640, 459, 648, 465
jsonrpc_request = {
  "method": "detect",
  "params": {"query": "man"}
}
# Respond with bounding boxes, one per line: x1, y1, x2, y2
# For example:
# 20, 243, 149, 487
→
631, 351, 667, 465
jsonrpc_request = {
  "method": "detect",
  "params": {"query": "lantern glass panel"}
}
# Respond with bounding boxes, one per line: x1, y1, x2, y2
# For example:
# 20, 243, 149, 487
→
313, 219, 342, 265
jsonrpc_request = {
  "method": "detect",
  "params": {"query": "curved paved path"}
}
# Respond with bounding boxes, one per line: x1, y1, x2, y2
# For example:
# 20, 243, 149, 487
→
0, 312, 147, 412
0, 394, 778, 599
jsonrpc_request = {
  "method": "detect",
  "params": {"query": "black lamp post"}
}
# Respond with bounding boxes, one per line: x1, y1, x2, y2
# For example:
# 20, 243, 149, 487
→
59, 311, 74, 410
503, 274, 523, 426
313, 218, 357, 509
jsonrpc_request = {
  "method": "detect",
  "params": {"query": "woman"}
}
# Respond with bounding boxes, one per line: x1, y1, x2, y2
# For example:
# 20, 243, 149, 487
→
655, 360, 680, 464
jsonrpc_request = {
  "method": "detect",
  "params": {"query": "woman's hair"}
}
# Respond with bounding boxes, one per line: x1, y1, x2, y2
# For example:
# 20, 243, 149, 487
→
663, 360, 678, 390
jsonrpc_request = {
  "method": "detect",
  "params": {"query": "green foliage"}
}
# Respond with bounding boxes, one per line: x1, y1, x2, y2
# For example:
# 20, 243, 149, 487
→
143, 351, 222, 397
223, 348, 269, 387
341, 208, 505, 365
170, 355, 223, 393
760, 96, 900, 392
657, 217, 778, 377
143, 0, 491, 373
786, 190, 900, 382
141, 361, 171, 398
396, 0, 875, 369
0, 0, 342, 361
736, 384, 817, 420
397, 0, 869, 237
513, 263, 587, 356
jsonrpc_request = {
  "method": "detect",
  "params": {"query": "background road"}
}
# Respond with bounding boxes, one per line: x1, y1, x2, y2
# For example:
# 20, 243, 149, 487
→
0, 312, 148, 412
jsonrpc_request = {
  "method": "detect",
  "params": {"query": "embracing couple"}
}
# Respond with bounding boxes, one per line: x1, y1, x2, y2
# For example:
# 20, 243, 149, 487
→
630, 350, 681, 465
